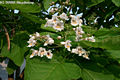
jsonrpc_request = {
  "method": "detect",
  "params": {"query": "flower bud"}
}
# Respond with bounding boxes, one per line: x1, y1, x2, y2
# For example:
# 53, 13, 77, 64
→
57, 36, 62, 39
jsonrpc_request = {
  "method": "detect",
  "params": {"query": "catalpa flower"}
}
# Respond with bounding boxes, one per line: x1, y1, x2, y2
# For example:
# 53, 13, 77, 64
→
49, 8, 58, 13
38, 47, 47, 57
53, 21, 64, 31
46, 50, 53, 59
52, 15, 59, 23
61, 40, 71, 51
29, 35, 35, 40
27, 38, 37, 47
72, 46, 86, 56
85, 36, 95, 42
45, 18, 54, 27
70, 15, 83, 26
59, 13, 69, 20
75, 26, 84, 36
30, 49, 38, 58
34, 32, 40, 38
44, 35, 54, 46
71, 46, 90, 59
83, 53, 90, 60
75, 26, 84, 41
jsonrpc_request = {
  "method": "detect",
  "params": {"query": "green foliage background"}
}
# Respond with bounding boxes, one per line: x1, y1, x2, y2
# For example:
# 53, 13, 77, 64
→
0, 0, 120, 80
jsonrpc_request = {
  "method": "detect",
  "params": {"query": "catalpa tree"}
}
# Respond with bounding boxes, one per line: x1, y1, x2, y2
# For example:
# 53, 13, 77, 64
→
0, 0, 120, 80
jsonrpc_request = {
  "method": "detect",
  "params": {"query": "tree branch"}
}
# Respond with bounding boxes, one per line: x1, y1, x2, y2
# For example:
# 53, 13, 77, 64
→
2, 25, 10, 51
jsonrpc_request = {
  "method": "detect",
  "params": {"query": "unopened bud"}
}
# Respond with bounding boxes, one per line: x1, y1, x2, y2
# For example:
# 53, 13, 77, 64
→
57, 36, 62, 39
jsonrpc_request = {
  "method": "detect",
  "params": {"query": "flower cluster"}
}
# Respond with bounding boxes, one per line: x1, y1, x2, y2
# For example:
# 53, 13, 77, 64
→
30, 48, 53, 59
27, 32, 54, 59
27, 32, 40, 47
27, 12, 96, 60
72, 46, 89, 59
45, 13, 68, 31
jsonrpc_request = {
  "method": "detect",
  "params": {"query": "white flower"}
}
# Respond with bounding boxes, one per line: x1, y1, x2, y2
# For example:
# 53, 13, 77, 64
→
83, 54, 90, 60
85, 36, 95, 42
75, 35, 83, 41
78, 19, 83, 27
53, 21, 64, 31
75, 27, 84, 36
71, 18, 79, 26
27, 39, 37, 47
49, 8, 58, 13
61, 40, 71, 51
59, 13, 69, 20
52, 15, 59, 23
49, 8, 55, 13
71, 49, 78, 54
46, 50, 53, 59
75, 27, 84, 41
38, 47, 47, 57
45, 18, 54, 27
30, 49, 38, 58
44, 35, 54, 46
35, 32, 40, 38
29, 35, 35, 40
71, 46, 87, 56
70, 15, 83, 26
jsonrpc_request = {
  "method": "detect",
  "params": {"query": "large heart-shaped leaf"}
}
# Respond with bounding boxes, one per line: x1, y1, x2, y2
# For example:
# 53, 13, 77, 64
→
24, 58, 81, 80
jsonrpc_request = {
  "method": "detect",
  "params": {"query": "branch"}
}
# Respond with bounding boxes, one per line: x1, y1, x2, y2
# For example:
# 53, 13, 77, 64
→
3, 25, 10, 51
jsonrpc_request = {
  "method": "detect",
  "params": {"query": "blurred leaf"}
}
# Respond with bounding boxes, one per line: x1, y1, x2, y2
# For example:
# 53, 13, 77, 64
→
106, 50, 120, 59
115, 12, 120, 22
112, 0, 120, 7
86, 0, 104, 7
107, 65, 120, 79
0, 4, 41, 13
21, 13, 41, 23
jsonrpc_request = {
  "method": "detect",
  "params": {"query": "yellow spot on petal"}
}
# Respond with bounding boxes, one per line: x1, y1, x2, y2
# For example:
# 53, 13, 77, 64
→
56, 25, 61, 28
72, 20, 77, 25
29, 43, 32, 46
66, 45, 70, 48
31, 53, 34, 56
40, 52, 44, 55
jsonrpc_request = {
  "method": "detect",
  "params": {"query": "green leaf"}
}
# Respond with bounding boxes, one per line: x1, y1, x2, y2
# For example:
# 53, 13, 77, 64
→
24, 58, 81, 80
43, 0, 58, 10
82, 35, 120, 50
1, 43, 24, 66
0, 4, 41, 13
112, 0, 120, 7
73, 59, 115, 80
106, 64, 120, 79
81, 63, 115, 80
115, 12, 120, 22
86, 0, 105, 7
94, 28, 120, 38
1, 31, 29, 66
106, 50, 120, 59
21, 13, 41, 23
